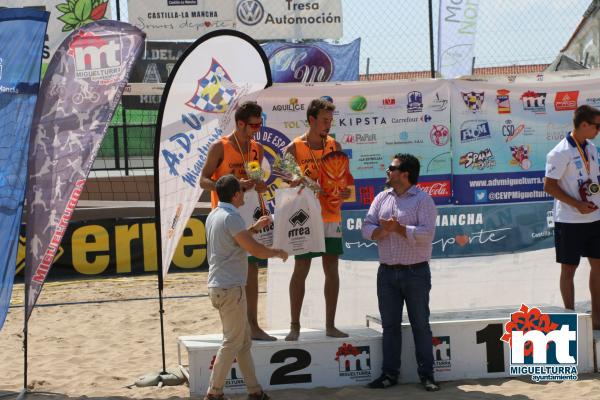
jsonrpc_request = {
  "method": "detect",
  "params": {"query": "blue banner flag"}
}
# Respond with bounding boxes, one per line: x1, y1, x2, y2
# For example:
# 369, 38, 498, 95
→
261, 38, 360, 83
0, 8, 49, 332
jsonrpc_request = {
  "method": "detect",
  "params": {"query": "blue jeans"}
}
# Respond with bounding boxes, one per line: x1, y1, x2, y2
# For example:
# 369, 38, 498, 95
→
377, 263, 434, 380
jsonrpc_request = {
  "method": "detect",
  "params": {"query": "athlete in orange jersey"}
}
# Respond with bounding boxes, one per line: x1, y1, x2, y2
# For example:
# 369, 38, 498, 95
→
200, 101, 275, 341
284, 98, 352, 341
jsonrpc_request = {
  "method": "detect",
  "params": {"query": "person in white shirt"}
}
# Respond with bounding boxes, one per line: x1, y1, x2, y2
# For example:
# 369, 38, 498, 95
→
544, 104, 600, 330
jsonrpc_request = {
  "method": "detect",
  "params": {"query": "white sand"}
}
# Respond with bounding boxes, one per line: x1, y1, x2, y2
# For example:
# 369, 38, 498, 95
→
1, 270, 598, 400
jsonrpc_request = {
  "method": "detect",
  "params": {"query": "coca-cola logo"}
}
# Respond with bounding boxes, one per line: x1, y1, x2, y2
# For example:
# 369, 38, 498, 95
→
269, 45, 333, 83
417, 181, 451, 197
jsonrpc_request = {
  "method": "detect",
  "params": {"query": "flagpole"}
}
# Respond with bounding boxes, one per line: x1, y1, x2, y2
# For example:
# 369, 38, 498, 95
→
17, 288, 30, 400
153, 88, 168, 377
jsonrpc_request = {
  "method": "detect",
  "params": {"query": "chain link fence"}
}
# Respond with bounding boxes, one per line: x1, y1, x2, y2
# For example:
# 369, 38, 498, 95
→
90, 0, 594, 196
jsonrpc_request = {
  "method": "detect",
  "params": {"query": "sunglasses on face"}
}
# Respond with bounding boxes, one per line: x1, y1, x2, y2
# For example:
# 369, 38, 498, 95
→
387, 165, 404, 172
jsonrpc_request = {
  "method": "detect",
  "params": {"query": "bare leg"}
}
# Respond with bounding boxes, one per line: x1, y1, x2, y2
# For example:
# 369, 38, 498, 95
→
560, 264, 577, 310
323, 254, 347, 338
246, 261, 276, 341
285, 258, 311, 341
588, 258, 600, 330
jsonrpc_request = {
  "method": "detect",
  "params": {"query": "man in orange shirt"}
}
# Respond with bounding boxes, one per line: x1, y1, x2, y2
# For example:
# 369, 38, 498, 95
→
284, 98, 351, 340
200, 101, 275, 341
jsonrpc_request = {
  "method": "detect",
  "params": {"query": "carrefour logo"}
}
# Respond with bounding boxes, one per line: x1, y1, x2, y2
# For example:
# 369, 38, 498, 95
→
237, 0, 265, 25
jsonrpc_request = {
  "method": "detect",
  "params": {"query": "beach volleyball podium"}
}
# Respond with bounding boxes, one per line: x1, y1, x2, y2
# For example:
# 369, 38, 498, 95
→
177, 327, 383, 396
178, 307, 595, 396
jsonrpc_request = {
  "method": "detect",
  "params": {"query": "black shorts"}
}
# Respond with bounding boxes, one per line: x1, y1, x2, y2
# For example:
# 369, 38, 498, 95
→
554, 220, 600, 266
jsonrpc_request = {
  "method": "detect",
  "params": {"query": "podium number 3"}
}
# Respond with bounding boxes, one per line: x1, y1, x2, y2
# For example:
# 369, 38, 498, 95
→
270, 349, 312, 385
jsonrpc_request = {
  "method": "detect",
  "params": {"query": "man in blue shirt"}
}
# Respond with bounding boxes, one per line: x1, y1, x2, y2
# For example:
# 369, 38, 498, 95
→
205, 174, 288, 400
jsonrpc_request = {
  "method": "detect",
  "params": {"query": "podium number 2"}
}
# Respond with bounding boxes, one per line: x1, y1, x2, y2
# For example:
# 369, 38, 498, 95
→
476, 323, 505, 373
270, 349, 312, 385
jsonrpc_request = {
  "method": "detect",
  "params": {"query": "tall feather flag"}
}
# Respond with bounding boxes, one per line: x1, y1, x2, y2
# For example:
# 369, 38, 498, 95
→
25, 21, 144, 321
0, 8, 49, 331
155, 30, 272, 279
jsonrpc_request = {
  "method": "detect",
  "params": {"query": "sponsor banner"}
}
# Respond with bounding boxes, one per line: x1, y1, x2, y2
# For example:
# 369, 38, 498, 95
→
122, 41, 191, 110
14, 215, 209, 281
261, 38, 360, 83
128, 0, 235, 40
341, 201, 554, 260
3, 0, 112, 73
437, 0, 479, 78
235, 0, 343, 40
451, 74, 600, 204
0, 8, 48, 331
453, 171, 551, 205
255, 79, 452, 210
25, 21, 144, 320
156, 30, 270, 279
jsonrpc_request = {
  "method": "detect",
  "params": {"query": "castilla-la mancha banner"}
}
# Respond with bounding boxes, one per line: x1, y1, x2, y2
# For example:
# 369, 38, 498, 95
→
25, 21, 144, 321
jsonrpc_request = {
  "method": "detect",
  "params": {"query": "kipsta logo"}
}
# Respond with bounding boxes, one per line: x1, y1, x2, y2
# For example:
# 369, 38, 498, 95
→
430, 125, 449, 146
501, 304, 578, 382
349, 95, 367, 111
237, 0, 264, 26
185, 58, 237, 113
420, 114, 432, 123
407, 91, 423, 113
335, 343, 371, 377
461, 91, 484, 112
289, 209, 309, 226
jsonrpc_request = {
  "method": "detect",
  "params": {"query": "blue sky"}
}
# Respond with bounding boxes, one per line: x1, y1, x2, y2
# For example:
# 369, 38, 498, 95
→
113, 0, 592, 74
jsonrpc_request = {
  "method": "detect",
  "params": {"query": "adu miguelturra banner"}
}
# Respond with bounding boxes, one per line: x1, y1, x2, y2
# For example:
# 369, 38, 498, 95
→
25, 21, 144, 321
156, 30, 271, 280
0, 8, 48, 331
2, 0, 112, 74
451, 71, 600, 205
261, 39, 360, 83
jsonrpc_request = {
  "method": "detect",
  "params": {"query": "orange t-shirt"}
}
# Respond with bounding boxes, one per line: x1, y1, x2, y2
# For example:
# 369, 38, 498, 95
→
293, 135, 340, 222
210, 137, 262, 208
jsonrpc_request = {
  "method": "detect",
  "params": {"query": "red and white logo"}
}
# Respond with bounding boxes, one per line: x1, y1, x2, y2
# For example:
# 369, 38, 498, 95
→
69, 31, 122, 83
417, 181, 451, 197
554, 91, 579, 111
430, 125, 450, 146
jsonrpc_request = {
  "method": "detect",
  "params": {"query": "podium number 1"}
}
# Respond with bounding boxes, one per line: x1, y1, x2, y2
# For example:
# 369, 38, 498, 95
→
476, 323, 505, 373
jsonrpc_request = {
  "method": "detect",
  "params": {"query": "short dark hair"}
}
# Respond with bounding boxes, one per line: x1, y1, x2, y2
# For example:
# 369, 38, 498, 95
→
235, 101, 262, 123
307, 98, 335, 121
573, 105, 600, 128
215, 174, 240, 203
393, 153, 420, 185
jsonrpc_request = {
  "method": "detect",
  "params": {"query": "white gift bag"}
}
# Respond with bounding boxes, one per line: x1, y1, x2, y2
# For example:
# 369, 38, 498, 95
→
273, 187, 325, 255
238, 189, 274, 247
